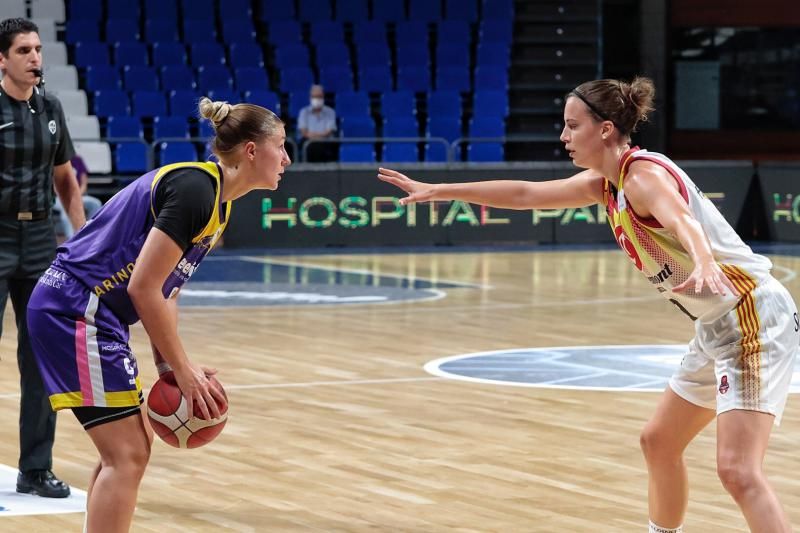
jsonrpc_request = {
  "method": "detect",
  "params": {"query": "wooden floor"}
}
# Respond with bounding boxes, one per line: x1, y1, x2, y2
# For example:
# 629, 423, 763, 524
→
1, 248, 799, 532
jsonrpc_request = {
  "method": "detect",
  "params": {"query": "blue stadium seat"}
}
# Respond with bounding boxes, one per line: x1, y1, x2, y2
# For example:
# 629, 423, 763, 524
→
310, 21, 344, 44
476, 42, 511, 68
106, 20, 140, 43
107, 2, 140, 19
382, 117, 419, 162
474, 66, 508, 91
468, 116, 505, 161
381, 91, 416, 116
427, 90, 461, 117
93, 90, 130, 117
207, 89, 241, 103
436, 66, 470, 92
336, 0, 368, 22
319, 66, 353, 92
473, 90, 509, 117
437, 20, 471, 44
222, 19, 257, 43
479, 19, 513, 43
222, 0, 253, 19
181, 0, 214, 20
481, 0, 514, 19
123, 66, 159, 91
169, 90, 201, 117
234, 67, 270, 92
426, 116, 461, 161
132, 91, 167, 117
382, 144, 418, 162
65, 20, 99, 44
287, 91, 310, 118
115, 143, 149, 173
274, 44, 310, 68
468, 143, 504, 161
228, 43, 264, 68
340, 116, 375, 136
357, 45, 391, 67
152, 42, 187, 67
160, 65, 196, 92
395, 21, 428, 47
373, 2, 406, 22
436, 44, 469, 69
183, 19, 217, 44
339, 144, 376, 162
316, 43, 350, 68
244, 90, 280, 114
114, 42, 149, 66
396, 44, 429, 68
107, 116, 143, 139
159, 141, 198, 165
145, 20, 180, 42
279, 67, 314, 93
445, 0, 478, 21
69, 0, 102, 20
191, 43, 227, 66
396, 66, 431, 93
85, 65, 121, 91
267, 21, 302, 45
409, 0, 442, 22
144, 0, 178, 21
154, 116, 190, 139
299, 0, 333, 21
352, 21, 386, 44
74, 42, 109, 68
258, 0, 296, 20
336, 91, 370, 117
358, 65, 393, 92
198, 121, 215, 138
197, 66, 234, 92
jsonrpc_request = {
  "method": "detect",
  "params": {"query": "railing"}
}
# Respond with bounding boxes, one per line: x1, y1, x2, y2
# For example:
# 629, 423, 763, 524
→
302, 136, 451, 162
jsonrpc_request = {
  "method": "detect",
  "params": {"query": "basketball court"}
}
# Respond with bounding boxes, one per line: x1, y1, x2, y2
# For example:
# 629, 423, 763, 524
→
1, 245, 799, 531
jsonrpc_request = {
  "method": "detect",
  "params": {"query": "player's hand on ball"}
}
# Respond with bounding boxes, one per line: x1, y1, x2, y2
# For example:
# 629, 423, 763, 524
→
377, 167, 437, 205
174, 362, 227, 420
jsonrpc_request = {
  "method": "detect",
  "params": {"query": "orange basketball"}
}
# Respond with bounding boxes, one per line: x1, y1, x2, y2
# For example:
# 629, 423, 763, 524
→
146, 374, 228, 449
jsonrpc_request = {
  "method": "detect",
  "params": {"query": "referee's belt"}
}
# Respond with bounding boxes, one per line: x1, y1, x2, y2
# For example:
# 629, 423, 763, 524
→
0, 210, 50, 221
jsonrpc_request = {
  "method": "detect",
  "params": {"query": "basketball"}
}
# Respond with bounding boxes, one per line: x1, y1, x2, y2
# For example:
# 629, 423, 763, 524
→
146, 374, 228, 449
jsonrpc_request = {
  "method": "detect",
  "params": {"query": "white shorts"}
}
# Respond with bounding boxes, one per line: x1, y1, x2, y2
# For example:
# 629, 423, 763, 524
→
669, 275, 799, 425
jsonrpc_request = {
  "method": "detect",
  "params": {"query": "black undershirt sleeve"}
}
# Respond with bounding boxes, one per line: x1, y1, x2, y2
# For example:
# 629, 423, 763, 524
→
151, 168, 216, 251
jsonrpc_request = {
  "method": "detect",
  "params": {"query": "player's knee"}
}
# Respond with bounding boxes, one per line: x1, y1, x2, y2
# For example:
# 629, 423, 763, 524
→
100, 441, 151, 477
717, 460, 761, 500
639, 425, 678, 462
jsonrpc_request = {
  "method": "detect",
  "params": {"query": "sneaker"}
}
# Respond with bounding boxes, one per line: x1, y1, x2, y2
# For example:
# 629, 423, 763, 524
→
16, 470, 71, 498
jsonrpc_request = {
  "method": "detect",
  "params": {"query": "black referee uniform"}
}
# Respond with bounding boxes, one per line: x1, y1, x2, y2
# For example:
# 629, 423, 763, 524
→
0, 83, 74, 476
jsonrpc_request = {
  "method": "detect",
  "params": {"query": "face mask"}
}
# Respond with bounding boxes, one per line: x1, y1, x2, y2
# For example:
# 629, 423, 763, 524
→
310, 97, 324, 109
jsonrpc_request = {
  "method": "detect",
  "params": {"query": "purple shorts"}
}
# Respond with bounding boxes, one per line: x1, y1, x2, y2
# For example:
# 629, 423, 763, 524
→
27, 265, 142, 411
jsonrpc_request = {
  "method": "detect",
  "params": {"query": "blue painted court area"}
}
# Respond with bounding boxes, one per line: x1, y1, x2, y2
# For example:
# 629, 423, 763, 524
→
426, 345, 800, 393
180, 254, 479, 307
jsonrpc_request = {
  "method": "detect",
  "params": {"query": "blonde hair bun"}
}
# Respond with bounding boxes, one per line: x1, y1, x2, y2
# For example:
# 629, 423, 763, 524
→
198, 97, 232, 128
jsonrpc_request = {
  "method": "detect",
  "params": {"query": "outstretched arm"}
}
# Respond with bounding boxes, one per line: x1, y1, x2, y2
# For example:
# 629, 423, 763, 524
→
623, 161, 739, 297
377, 167, 605, 210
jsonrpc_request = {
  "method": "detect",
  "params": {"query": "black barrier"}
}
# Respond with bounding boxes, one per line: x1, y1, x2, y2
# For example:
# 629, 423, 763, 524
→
222, 161, 755, 249
758, 163, 800, 242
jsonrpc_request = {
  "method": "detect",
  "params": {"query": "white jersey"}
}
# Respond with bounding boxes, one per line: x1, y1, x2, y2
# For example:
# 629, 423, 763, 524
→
604, 147, 772, 322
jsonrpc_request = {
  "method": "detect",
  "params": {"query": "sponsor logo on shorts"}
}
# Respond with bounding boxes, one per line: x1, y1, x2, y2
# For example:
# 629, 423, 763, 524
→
719, 375, 730, 394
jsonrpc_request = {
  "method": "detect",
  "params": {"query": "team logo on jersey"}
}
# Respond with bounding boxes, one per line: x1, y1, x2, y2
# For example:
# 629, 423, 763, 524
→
48, 120, 56, 134
719, 375, 730, 394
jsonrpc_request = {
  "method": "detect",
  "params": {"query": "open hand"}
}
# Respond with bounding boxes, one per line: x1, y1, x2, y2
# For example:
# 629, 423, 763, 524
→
377, 167, 437, 205
173, 363, 227, 420
672, 261, 740, 298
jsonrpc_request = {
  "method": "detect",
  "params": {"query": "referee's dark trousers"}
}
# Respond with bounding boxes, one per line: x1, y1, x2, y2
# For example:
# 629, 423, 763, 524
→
0, 215, 57, 472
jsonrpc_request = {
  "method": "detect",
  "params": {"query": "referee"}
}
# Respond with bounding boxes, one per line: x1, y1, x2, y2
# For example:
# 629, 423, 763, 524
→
0, 18, 85, 497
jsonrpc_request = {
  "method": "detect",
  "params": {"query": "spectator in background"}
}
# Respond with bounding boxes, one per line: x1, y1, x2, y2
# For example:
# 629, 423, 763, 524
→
55, 153, 103, 239
298, 84, 337, 162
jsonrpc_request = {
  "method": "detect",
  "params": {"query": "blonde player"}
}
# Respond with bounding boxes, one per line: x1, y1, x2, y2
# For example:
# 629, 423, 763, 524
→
377, 77, 798, 533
